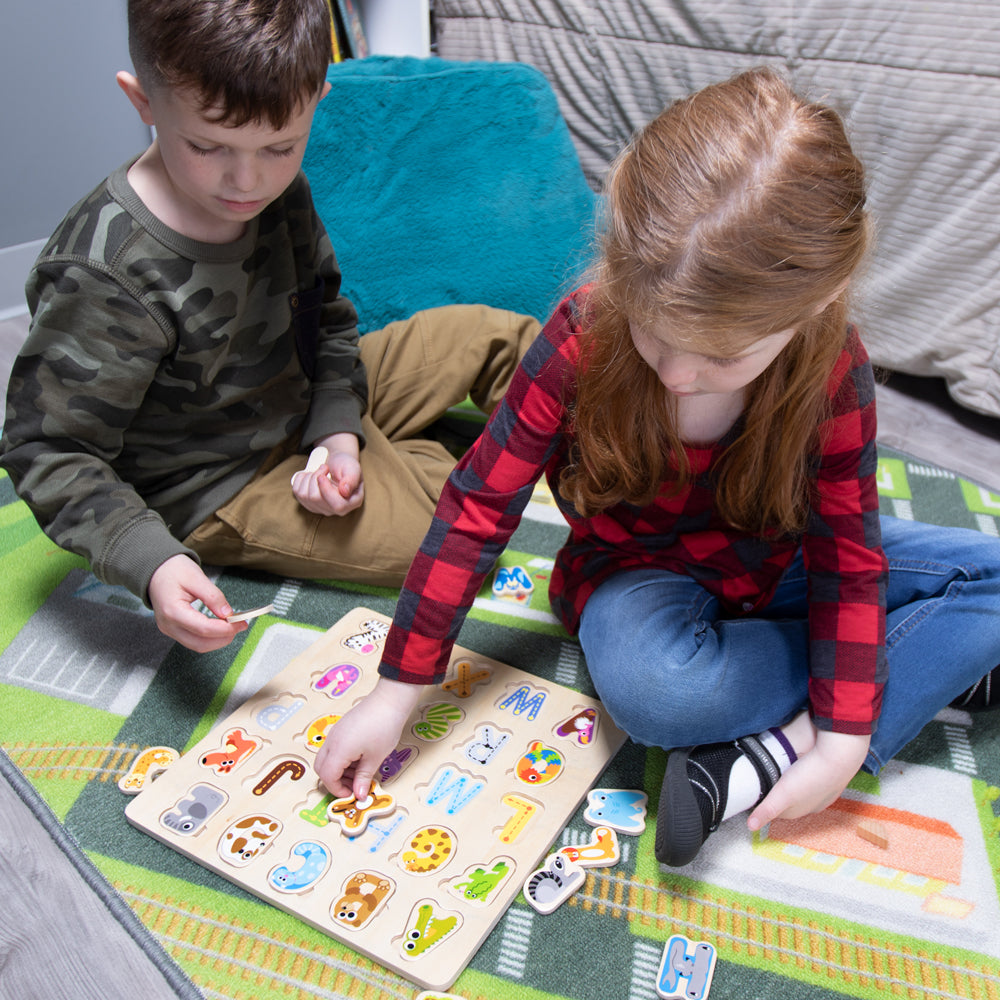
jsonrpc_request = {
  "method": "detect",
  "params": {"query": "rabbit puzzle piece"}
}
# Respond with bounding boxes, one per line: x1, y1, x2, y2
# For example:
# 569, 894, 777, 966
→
125, 607, 626, 991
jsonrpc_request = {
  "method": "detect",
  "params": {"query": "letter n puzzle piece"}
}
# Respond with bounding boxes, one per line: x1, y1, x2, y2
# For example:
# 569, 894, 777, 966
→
656, 935, 717, 1000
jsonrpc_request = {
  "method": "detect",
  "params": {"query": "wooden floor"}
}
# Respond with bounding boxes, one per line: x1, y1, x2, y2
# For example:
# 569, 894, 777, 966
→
2, 310, 998, 490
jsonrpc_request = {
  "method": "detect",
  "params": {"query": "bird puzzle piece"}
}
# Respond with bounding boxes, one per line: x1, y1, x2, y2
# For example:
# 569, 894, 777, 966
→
584, 788, 648, 835
555, 707, 599, 746
514, 740, 564, 785
326, 783, 396, 835
656, 935, 717, 1000
118, 746, 179, 794
523, 853, 585, 914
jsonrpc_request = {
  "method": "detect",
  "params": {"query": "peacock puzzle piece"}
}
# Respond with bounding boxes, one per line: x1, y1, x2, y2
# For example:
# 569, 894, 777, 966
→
118, 746, 179, 794
523, 852, 585, 915
583, 788, 648, 835
326, 782, 396, 835
514, 740, 564, 785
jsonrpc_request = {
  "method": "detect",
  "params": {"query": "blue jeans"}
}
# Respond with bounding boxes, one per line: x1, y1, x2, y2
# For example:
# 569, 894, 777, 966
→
577, 516, 1000, 774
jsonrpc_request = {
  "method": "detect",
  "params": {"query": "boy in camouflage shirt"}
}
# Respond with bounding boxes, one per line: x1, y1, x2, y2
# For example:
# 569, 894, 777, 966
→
0, 0, 538, 652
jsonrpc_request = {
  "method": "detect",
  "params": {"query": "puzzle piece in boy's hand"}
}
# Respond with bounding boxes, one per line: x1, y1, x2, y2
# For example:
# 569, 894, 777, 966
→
558, 825, 620, 868
225, 604, 274, 624
656, 934, 718, 1000
327, 782, 396, 835
523, 852, 585, 914
118, 746, 179, 794
290, 445, 330, 486
583, 788, 648, 835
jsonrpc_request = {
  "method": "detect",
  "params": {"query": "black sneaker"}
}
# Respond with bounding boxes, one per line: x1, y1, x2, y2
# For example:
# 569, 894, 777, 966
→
655, 735, 781, 867
951, 667, 1000, 710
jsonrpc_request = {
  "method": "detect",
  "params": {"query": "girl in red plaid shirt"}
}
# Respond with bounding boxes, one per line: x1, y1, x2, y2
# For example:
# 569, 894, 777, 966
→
317, 68, 1000, 866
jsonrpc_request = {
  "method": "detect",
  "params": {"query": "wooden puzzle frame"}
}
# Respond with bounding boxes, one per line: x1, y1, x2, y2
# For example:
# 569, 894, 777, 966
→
125, 607, 626, 990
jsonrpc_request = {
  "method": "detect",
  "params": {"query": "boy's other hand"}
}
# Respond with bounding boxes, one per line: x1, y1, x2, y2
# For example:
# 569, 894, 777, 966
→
291, 436, 365, 516
148, 553, 247, 652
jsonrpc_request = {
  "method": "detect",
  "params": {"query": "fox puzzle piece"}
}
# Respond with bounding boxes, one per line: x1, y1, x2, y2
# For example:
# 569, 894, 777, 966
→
125, 607, 626, 991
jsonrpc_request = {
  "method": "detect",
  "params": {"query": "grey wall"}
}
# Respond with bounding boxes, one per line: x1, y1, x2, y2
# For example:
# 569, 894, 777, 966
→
1, 0, 150, 288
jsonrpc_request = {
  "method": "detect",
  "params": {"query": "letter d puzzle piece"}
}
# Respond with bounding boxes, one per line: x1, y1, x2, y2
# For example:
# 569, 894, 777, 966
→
656, 935, 717, 1000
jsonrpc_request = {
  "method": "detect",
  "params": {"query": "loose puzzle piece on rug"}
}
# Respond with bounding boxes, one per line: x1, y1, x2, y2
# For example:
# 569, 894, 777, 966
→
125, 607, 627, 991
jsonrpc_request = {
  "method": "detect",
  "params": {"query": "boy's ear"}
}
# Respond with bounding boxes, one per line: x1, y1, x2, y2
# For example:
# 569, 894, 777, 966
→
117, 71, 156, 126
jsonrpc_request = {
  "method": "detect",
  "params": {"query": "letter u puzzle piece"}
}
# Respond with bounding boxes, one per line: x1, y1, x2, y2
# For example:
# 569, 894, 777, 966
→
125, 607, 627, 991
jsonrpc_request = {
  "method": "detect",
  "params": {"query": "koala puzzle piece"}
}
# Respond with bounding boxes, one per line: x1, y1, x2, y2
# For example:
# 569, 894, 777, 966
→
656, 934, 718, 1000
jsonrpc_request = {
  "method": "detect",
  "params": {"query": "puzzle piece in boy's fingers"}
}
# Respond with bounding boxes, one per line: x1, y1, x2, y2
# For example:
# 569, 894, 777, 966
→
225, 603, 274, 623
326, 782, 396, 835
290, 445, 330, 486
523, 852, 585, 914
416, 993, 464, 1000
118, 746, 180, 794
583, 788, 648, 835
656, 934, 718, 1000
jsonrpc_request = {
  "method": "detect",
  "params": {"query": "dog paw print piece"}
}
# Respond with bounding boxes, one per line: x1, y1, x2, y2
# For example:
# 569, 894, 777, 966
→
326, 782, 396, 835
523, 853, 585, 914
583, 788, 648, 835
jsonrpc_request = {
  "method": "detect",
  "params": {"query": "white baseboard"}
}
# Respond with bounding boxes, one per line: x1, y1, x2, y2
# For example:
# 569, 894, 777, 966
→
0, 240, 44, 320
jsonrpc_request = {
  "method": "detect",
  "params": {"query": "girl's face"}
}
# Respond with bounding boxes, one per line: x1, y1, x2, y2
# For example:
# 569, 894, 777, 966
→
629, 322, 797, 398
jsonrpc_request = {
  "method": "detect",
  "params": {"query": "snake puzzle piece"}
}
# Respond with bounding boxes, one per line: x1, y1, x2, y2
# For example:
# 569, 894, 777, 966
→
125, 607, 626, 991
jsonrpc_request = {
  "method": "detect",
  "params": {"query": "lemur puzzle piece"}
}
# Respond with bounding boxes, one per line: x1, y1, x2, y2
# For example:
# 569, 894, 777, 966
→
523, 852, 585, 914
656, 934, 718, 1000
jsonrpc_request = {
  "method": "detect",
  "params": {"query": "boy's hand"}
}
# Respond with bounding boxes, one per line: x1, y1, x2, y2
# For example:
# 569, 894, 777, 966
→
747, 729, 871, 830
290, 434, 365, 516
148, 553, 247, 652
314, 677, 424, 799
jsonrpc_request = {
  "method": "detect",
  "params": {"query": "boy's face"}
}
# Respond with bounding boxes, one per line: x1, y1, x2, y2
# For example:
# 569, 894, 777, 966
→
119, 74, 329, 242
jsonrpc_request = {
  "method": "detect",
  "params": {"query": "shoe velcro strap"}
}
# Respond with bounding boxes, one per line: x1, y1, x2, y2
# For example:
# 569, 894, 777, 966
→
735, 735, 781, 795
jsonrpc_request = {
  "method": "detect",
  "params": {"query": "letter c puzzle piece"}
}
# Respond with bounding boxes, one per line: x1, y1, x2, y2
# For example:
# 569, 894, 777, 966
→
656, 935, 718, 1000
267, 840, 331, 894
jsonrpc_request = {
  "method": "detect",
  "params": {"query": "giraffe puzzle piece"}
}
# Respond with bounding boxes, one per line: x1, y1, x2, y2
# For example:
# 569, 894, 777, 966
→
118, 746, 179, 794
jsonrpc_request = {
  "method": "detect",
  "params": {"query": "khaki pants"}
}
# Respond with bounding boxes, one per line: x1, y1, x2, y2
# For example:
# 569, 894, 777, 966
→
183, 304, 540, 586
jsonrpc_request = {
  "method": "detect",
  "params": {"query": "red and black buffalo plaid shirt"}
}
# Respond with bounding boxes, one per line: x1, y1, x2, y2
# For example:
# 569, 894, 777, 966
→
380, 289, 888, 736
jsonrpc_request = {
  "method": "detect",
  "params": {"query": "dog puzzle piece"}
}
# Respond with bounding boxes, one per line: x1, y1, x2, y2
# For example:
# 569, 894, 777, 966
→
267, 840, 331, 893
583, 788, 648, 835
199, 727, 261, 775
160, 784, 226, 836
327, 782, 396, 835
225, 604, 274, 624
330, 870, 395, 930
656, 934, 718, 1000
523, 853, 585, 915
558, 825, 620, 868
118, 746, 179, 794
217, 813, 283, 868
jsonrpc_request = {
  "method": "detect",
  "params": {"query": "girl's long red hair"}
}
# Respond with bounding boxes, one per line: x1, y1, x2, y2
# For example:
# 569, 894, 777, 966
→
562, 68, 871, 536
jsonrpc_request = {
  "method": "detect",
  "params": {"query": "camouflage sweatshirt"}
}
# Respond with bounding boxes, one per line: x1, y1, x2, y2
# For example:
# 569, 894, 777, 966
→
0, 162, 367, 601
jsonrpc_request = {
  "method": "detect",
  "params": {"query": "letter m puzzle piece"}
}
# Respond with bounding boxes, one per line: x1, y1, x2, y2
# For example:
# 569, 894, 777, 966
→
656, 935, 717, 1000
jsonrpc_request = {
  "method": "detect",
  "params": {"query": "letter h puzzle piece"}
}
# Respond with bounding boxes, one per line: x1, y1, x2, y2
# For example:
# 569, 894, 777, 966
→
656, 934, 717, 1000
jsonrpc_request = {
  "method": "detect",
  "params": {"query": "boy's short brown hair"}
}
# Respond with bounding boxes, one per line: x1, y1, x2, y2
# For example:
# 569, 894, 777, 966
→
128, 0, 331, 127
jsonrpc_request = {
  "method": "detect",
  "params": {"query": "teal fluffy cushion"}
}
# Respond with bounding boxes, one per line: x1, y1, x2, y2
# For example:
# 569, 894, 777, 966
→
303, 56, 598, 333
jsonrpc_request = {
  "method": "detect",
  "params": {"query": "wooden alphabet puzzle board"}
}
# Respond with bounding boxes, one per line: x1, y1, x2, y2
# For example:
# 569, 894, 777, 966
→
125, 607, 626, 990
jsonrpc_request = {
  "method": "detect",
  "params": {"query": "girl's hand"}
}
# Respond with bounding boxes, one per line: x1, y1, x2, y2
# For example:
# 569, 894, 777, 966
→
148, 554, 247, 652
314, 677, 424, 800
747, 729, 871, 830
291, 434, 365, 516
